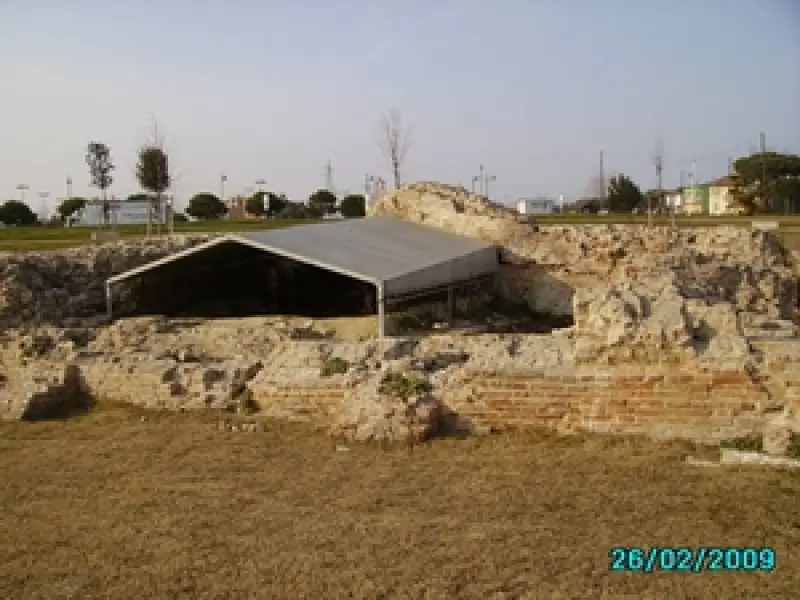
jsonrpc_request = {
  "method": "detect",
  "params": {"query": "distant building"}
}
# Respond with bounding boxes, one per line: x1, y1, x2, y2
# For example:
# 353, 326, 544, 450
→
664, 189, 684, 213
517, 197, 557, 215
708, 176, 737, 215
683, 176, 737, 215
71, 198, 172, 227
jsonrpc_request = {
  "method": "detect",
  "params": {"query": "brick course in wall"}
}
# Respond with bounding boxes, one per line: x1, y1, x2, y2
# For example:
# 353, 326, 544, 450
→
249, 366, 800, 443
251, 381, 352, 424
441, 369, 779, 441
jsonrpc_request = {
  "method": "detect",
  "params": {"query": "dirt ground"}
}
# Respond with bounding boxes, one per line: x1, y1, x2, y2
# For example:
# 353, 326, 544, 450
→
0, 405, 798, 600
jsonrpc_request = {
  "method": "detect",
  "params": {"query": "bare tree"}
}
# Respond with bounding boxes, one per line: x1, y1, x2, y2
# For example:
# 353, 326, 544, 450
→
376, 108, 412, 190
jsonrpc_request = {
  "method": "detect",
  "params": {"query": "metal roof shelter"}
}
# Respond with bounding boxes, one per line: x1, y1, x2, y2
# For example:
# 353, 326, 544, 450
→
105, 216, 500, 338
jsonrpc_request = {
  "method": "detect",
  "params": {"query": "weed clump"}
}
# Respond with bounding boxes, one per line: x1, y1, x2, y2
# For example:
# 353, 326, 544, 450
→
320, 357, 350, 377
378, 372, 432, 400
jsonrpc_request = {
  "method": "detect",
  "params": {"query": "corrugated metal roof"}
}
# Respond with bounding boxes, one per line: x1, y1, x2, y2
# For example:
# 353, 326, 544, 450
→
236, 216, 496, 282
107, 216, 499, 298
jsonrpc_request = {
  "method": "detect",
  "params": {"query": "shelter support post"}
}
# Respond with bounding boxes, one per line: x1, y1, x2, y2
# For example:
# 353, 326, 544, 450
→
377, 283, 385, 340
105, 282, 113, 319
447, 285, 455, 323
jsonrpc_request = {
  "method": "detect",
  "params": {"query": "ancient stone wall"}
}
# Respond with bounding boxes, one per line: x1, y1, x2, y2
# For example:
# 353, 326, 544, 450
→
3, 315, 798, 452
2, 181, 800, 455
0, 235, 213, 330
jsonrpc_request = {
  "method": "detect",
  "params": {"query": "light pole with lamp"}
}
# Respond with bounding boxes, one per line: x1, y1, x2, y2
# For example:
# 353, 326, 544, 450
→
255, 178, 267, 216
16, 184, 29, 202
37, 191, 50, 221
484, 171, 497, 201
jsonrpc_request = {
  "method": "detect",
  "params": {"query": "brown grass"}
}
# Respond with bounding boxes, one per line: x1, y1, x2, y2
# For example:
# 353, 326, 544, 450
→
0, 404, 798, 599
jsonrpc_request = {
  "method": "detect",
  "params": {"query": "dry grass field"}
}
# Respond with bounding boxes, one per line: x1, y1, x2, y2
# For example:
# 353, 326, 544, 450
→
1, 404, 798, 599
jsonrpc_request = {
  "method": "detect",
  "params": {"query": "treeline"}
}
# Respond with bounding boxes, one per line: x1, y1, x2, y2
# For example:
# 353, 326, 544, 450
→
576, 151, 800, 215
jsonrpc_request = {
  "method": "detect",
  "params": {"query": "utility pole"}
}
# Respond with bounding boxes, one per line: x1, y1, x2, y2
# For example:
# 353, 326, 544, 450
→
478, 164, 485, 195
760, 132, 768, 212
652, 138, 664, 228
599, 150, 605, 200
324, 159, 334, 193
65, 176, 73, 199
678, 170, 687, 223
471, 175, 479, 194
484, 171, 496, 201
220, 173, 227, 201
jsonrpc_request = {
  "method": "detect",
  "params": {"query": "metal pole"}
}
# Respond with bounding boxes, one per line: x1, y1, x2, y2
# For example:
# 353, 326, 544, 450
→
478, 165, 485, 196
759, 132, 767, 213
105, 281, 113, 319
66, 176, 73, 199
38, 191, 50, 221
377, 283, 385, 340
485, 174, 496, 201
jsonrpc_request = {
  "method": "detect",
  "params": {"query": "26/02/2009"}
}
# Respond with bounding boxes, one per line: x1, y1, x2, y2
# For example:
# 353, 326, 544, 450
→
609, 547, 776, 573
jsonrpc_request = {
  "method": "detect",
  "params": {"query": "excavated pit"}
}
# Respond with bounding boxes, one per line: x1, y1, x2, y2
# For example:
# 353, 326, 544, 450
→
110, 239, 573, 336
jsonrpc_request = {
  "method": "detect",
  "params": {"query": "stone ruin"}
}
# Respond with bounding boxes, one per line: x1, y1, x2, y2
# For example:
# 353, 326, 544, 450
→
1, 182, 799, 455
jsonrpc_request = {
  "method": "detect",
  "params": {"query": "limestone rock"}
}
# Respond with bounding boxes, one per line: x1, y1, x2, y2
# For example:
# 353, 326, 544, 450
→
0, 363, 91, 421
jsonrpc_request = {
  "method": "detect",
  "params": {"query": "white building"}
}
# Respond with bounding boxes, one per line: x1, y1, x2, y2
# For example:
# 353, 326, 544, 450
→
664, 190, 684, 213
517, 197, 557, 215
71, 198, 172, 227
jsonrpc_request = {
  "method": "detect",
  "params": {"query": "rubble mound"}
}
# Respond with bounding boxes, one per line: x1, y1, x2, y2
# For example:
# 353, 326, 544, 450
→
370, 181, 535, 248
372, 181, 799, 367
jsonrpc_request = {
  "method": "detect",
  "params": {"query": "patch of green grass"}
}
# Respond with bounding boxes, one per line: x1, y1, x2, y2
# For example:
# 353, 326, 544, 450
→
379, 372, 432, 400
0, 219, 322, 251
535, 214, 800, 227
320, 357, 350, 377
785, 435, 800, 459
719, 434, 764, 452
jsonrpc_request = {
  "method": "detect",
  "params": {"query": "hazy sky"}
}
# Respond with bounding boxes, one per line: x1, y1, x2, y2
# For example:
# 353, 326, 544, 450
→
1, 0, 798, 211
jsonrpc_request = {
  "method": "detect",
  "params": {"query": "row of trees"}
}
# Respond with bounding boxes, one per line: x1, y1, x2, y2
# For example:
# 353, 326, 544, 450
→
3, 107, 411, 227
0, 187, 368, 226
183, 188, 367, 220
578, 151, 800, 215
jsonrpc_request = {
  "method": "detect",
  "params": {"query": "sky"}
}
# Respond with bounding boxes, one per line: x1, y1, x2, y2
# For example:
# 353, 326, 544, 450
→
1, 0, 798, 213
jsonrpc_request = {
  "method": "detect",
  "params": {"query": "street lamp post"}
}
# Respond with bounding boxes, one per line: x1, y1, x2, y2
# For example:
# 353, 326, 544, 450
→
484, 173, 497, 201
471, 175, 479, 194
16, 184, 29, 202
220, 173, 227, 201
255, 178, 267, 216
37, 191, 50, 221
66, 176, 73, 199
